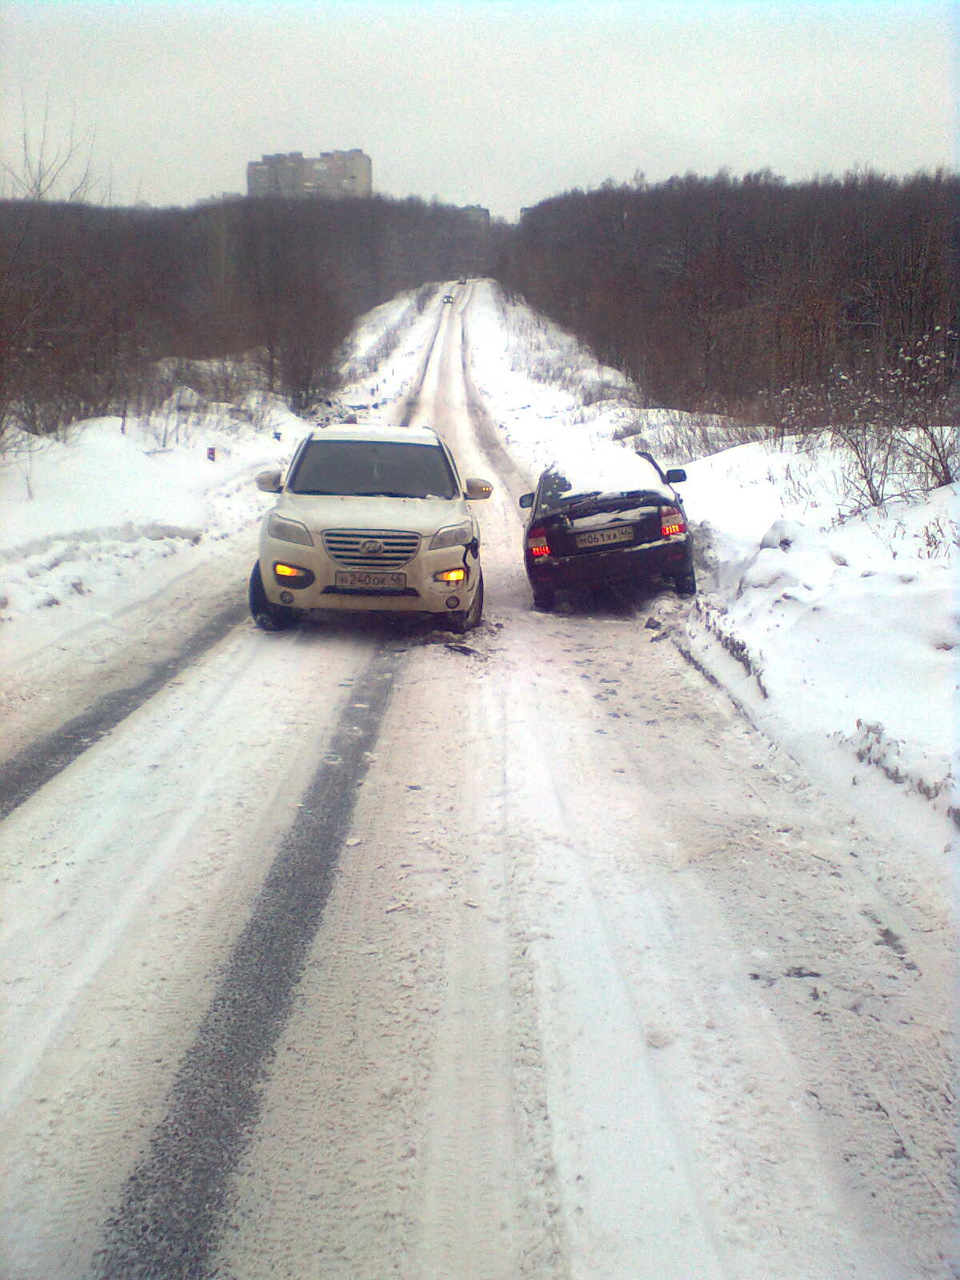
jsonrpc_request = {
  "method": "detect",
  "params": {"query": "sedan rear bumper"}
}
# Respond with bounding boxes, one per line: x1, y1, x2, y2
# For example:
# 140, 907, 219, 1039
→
526, 537, 692, 591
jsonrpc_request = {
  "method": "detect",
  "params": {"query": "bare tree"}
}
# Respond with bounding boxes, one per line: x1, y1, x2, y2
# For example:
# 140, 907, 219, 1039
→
1, 89, 103, 203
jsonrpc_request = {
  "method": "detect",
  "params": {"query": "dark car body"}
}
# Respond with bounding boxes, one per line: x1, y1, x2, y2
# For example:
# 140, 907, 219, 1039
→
519, 451, 696, 609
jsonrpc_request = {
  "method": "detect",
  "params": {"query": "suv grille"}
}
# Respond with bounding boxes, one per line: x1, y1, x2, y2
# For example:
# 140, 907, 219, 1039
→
322, 529, 421, 569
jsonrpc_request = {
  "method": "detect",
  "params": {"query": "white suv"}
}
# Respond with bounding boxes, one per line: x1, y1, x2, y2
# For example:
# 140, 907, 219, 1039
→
249, 423, 492, 633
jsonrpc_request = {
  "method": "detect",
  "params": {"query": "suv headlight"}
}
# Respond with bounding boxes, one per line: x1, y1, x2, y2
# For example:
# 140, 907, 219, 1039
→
267, 513, 313, 546
429, 521, 473, 550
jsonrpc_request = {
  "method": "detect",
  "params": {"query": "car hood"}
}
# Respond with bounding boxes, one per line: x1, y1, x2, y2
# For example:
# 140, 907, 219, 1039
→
275, 493, 469, 535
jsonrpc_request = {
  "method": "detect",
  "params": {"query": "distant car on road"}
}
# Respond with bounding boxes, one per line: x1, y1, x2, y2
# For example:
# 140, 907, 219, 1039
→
250, 423, 493, 633
442, 294, 454, 303
519, 451, 695, 609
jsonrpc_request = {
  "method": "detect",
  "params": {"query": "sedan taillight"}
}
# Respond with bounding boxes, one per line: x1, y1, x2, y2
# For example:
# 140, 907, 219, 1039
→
660, 507, 687, 537
526, 524, 552, 557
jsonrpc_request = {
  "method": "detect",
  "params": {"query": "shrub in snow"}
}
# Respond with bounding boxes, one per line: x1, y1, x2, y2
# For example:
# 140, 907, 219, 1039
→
839, 720, 955, 818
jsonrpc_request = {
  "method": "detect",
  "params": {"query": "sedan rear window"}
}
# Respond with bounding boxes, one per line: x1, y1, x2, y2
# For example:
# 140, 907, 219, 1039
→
536, 472, 665, 517
534, 455, 670, 515
289, 440, 459, 499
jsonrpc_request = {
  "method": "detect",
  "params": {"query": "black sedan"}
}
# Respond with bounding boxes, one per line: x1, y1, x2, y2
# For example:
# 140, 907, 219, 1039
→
519, 452, 696, 610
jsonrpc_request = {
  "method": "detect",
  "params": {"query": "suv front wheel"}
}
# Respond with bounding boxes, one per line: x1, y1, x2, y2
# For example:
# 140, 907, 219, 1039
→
447, 572, 484, 634
249, 562, 300, 631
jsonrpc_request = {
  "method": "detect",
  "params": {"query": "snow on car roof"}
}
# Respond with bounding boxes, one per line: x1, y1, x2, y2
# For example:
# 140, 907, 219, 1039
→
309, 422, 442, 446
542, 442, 673, 499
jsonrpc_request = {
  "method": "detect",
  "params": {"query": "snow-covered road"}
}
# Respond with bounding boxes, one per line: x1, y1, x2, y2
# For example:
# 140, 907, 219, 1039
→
1, 288, 955, 1279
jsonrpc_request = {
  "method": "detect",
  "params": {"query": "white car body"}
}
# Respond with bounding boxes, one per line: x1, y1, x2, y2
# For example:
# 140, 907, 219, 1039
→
252, 423, 492, 630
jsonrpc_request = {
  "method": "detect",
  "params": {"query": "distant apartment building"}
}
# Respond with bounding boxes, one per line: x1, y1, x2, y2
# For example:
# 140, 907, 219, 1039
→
246, 150, 372, 199
460, 205, 491, 229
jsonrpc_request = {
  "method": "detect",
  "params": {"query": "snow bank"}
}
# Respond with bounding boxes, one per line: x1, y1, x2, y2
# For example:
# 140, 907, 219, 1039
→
0, 410, 291, 622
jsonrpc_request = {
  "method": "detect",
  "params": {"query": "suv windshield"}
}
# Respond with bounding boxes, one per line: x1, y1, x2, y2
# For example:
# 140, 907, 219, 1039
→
288, 439, 458, 499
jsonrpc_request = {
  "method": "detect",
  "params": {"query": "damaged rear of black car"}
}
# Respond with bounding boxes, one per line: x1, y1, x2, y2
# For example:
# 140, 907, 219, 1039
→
519, 452, 696, 610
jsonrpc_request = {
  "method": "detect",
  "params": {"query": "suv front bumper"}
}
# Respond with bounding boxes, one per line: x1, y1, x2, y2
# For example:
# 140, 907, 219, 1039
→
259, 533, 480, 617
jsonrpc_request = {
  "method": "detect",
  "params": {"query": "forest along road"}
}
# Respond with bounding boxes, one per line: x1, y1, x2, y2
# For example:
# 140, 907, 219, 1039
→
1, 290, 955, 1280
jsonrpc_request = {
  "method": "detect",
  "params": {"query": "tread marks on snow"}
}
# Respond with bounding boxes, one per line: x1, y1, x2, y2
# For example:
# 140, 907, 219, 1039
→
91, 646, 400, 1280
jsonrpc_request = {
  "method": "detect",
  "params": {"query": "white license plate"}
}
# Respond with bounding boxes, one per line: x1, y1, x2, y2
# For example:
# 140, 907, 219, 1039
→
575, 525, 633, 549
335, 570, 407, 589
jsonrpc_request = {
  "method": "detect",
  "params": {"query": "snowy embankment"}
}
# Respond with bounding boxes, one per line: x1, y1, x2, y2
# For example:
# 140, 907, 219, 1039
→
0, 396, 299, 632
1, 282, 956, 846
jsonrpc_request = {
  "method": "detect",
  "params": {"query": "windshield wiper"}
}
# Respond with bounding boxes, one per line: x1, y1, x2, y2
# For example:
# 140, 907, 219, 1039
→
559, 496, 614, 518
561, 490, 659, 518
558, 490, 601, 504
355, 490, 419, 498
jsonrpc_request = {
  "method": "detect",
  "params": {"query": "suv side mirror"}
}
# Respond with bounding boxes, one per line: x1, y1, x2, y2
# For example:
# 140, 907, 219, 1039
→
464, 477, 493, 500
255, 469, 283, 493
665, 468, 687, 485
519, 492, 534, 508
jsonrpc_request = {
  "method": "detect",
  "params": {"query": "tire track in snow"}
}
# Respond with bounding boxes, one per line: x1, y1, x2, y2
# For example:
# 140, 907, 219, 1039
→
483, 674, 731, 1280
414, 836, 526, 1279
91, 645, 401, 1280
0, 600, 247, 821
398, 301, 446, 427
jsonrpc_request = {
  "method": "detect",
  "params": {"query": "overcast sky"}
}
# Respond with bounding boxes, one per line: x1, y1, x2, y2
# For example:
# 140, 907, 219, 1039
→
1, 0, 955, 220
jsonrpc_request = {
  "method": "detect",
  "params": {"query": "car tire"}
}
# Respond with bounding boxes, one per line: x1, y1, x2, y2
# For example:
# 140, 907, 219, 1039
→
249, 562, 299, 631
674, 569, 697, 596
532, 587, 555, 611
447, 571, 484, 634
